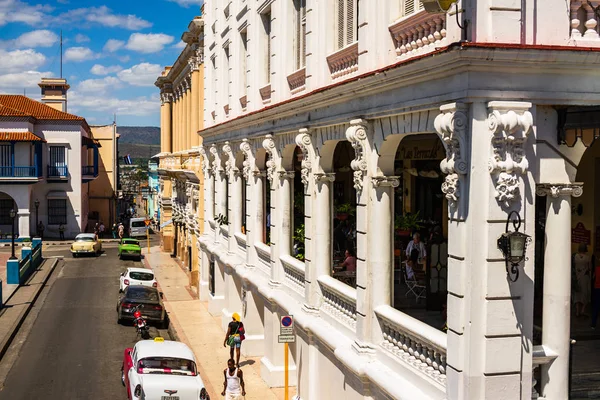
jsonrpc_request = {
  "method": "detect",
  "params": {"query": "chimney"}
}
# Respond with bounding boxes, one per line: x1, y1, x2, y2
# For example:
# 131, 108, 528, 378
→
38, 77, 70, 112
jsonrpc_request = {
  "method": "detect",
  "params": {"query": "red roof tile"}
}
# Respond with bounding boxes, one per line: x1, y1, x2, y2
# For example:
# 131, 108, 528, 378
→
0, 95, 84, 121
0, 131, 45, 142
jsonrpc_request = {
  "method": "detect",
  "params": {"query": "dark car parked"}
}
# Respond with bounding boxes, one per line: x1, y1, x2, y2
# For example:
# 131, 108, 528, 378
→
116, 286, 167, 328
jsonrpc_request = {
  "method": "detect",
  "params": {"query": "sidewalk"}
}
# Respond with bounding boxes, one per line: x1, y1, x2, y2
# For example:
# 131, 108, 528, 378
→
143, 246, 296, 400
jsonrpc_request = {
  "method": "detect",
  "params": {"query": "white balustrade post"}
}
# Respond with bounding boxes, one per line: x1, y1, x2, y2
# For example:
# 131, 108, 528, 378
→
537, 183, 583, 399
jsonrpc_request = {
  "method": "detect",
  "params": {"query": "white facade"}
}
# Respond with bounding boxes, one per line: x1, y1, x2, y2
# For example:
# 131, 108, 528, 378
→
195, 1, 600, 399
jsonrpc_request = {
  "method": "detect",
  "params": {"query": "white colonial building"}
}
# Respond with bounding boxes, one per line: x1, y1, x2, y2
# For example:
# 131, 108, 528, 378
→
156, 0, 600, 399
0, 78, 99, 239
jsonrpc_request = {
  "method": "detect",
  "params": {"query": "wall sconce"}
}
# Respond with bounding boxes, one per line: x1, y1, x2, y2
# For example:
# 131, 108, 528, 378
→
497, 211, 531, 282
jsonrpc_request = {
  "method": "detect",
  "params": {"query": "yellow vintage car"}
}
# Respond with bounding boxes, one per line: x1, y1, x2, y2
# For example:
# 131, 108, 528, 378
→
70, 233, 102, 257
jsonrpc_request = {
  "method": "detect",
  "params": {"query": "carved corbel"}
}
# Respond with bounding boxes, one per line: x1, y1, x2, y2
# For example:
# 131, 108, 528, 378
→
262, 134, 279, 185
278, 171, 295, 181
314, 172, 336, 184
346, 119, 369, 192
295, 128, 314, 187
434, 103, 469, 209
199, 146, 212, 176
536, 183, 583, 198
487, 101, 533, 207
209, 144, 224, 177
240, 139, 256, 181
222, 141, 239, 179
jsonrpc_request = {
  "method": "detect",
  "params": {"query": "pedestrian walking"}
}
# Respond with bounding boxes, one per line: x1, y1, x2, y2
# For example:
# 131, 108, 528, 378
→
118, 223, 125, 239
99, 222, 105, 239
221, 359, 246, 400
223, 313, 245, 367
59, 223, 65, 240
37, 221, 45, 240
112, 223, 117, 239
573, 243, 592, 317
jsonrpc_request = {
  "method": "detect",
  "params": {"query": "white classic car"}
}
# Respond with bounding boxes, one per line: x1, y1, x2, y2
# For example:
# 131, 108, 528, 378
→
122, 337, 205, 400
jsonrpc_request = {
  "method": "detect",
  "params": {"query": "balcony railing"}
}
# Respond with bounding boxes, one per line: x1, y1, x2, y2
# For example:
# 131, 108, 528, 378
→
570, 0, 600, 41
389, 10, 447, 59
0, 166, 38, 178
82, 165, 96, 176
47, 165, 68, 178
318, 275, 357, 330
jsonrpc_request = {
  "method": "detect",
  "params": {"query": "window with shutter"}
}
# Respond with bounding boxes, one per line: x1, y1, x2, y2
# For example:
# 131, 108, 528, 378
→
262, 12, 272, 84
337, 0, 345, 49
336, 0, 358, 50
294, 0, 307, 70
241, 31, 248, 96
402, 0, 423, 17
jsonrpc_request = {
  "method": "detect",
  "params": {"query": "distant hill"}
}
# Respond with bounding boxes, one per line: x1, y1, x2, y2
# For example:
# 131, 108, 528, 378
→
117, 126, 160, 145
117, 126, 161, 162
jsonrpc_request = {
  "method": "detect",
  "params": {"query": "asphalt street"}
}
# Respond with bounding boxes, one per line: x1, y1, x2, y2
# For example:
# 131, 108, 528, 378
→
0, 242, 168, 400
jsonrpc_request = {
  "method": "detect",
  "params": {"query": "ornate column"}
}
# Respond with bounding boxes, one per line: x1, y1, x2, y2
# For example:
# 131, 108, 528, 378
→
189, 53, 202, 147
160, 90, 173, 153
263, 135, 282, 286
536, 183, 583, 399
241, 139, 261, 266
173, 88, 180, 152
185, 77, 192, 150
278, 171, 294, 258
224, 142, 242, 253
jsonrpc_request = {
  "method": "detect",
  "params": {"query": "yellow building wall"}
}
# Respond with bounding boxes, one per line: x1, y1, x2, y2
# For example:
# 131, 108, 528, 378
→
89, 124, 117, 226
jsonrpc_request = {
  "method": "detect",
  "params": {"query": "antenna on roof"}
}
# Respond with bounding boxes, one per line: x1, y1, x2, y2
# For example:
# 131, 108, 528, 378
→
60, 30, 63, 78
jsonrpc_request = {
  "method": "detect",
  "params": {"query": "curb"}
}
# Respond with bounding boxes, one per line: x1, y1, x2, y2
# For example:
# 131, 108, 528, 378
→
0, 258, 60, 362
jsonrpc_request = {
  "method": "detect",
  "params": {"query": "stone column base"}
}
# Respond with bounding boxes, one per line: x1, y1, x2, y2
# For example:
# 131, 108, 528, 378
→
260, 356, 298, 388
162, 234, 174, 252
190, 270, 199, 287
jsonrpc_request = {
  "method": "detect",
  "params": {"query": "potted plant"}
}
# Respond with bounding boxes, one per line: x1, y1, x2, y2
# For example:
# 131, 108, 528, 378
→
293, 224, 305, 261
395, 212, 423, 237
335, 203, 354, 221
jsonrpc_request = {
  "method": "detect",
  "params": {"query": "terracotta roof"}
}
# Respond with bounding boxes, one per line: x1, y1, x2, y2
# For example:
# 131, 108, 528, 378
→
0, 95, 84, 121
0, 131, 46, 142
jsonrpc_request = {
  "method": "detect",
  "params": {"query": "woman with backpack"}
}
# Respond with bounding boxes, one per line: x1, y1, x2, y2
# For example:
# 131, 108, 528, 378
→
223, 312, 245, 367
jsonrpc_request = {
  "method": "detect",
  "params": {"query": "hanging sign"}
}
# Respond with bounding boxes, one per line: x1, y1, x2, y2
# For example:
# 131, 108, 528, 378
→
571, 222, 591, 245
397, 139, 445, 160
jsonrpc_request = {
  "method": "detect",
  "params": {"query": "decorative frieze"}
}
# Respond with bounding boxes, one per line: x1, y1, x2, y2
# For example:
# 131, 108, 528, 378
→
536, 183, 583, 198
346, 119, 369, 192
434, 103, 469, 209
295, 129, 313, 186
487, 101, 533, 208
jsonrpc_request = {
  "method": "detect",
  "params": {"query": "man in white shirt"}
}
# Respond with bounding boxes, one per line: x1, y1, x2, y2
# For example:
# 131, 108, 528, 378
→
405, 232, 427, 278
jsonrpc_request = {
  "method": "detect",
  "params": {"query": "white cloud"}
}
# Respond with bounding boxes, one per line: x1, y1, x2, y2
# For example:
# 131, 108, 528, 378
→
167, 0, 204, 7
173, 41, 186, 49
57, 6, 151, 30
0, 0, 52, 27
64, 46, 95, 62
90, 64, 123, 76
69, 90, 159, 117
0, 49, 46, 73
125, 33, 174, 54
12, 29, 59, 48
118, 55, 130, 63
74, 33, 90, 43
103, 39, 124, 53
117, 63, 162, 87
0, 70, 51, 92
77, 76, 120, 94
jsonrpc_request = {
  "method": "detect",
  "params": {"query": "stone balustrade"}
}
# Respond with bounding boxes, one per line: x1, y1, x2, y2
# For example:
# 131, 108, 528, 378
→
317, 275, 357, 330
280, 254, 305, 294
375, 305, 447, 386
255, 242, 271, 274
234, 232, 247, 257
287, 67, 306, 94
389, 10, 447, 58
326, 42, 359, 80
570, 0, 600, 40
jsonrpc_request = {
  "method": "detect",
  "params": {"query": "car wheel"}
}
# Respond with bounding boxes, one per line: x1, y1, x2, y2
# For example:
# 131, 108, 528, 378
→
72, 253, 77, 258
117, 313, 123, 325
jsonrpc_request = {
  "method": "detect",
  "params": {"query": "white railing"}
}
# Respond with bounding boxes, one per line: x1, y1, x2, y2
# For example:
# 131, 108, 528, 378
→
287, 67, 306, 94
280, 255, 305, 294
317, 275, 357, 330
375, 305, 447, 386
570, 0, 600, 41
389, 10, 447, 58
234, 232, 247, 257
326, 42, 359, 80
255, 242, 271, 274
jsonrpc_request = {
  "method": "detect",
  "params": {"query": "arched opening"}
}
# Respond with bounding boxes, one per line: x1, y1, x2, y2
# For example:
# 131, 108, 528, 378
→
390, 133, 447, 328
292, 146, 304, 261
264, 152, 271, 244
331, 141, 357, 287
0, 192, 16, 238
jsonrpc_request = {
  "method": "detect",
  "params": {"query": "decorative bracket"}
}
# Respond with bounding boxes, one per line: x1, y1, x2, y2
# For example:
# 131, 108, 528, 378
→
199, 146, 212, 176
372, 176, 400, 188
536, 183, 583, 198
434, 103, 469, 209
262, 134, 279, 185
346, 119, 369, 192
240, 139, 256, 181
314, 172, 336, 184
209, 144, 224, 177
295, 128, 313, 187
222, 141, 239, 179
278, 171, 295, 181
488, 101, 533, 207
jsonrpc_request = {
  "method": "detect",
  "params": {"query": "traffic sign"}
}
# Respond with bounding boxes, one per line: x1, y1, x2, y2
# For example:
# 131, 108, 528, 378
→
278, 335, 295, 343
144, 219, 151, 226
280, 315, 294, 335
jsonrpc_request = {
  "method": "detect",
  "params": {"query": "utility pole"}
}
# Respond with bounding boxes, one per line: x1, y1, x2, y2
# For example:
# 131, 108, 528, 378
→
60, 30, 63, 78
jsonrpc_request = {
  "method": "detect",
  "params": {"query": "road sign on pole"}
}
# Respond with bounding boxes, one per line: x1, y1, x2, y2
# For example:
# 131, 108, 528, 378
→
278, 315, 294, 400
145, 218, 151, 254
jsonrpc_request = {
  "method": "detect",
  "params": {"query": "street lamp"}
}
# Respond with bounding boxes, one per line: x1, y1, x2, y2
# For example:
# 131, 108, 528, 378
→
9, 208, 16, 260
497, 211, 531, 282
34, 199, 40, 236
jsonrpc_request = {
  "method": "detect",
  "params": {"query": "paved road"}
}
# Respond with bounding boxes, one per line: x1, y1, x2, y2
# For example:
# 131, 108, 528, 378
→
0, 243, 168, 400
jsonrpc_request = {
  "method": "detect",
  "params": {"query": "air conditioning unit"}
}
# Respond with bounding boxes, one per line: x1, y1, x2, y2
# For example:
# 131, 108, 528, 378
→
421, 0, 455, 13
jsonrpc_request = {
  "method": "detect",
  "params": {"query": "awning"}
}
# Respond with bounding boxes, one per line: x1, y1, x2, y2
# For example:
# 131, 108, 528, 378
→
46, 191, 68, 199
0, 131, 45, 142
82, 136, 102, 147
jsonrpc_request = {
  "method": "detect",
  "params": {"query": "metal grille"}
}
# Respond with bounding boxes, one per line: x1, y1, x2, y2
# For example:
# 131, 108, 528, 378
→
346, 0, 355, 45
49, 146, 65, 167
0, 145, 10, 167
48, 199, 67, 225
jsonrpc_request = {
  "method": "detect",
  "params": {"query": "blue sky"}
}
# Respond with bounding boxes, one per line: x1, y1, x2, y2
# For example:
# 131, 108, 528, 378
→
0, 0, 203, 126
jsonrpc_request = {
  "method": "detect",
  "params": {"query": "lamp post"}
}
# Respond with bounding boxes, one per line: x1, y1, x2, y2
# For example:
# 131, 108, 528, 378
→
34, 199, 40, 237
9, 208, 16, 260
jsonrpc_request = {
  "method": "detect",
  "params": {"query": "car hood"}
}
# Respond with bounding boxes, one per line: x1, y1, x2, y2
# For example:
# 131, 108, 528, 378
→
139, 374, 204, 400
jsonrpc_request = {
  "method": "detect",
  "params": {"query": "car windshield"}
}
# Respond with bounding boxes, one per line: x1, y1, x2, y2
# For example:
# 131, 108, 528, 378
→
122, 240, 139, 246
137, 357, 197, 376
126, 287, 159, 302
75, 237, 95, 242
129, 272, 153, 281
131, 221, 146, 228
